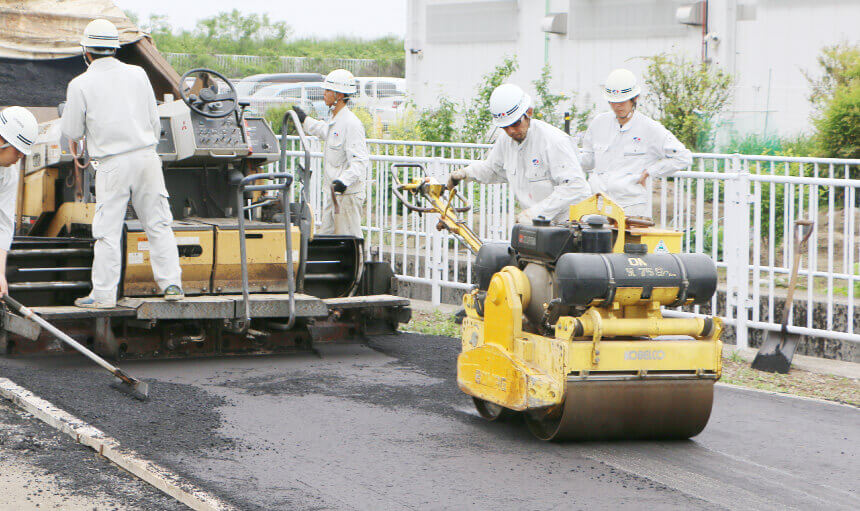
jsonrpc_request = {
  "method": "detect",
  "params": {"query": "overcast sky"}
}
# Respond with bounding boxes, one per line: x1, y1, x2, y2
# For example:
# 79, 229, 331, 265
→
113, 0, 406, 39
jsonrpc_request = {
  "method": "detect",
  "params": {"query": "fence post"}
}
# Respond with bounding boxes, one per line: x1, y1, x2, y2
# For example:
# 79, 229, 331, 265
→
426, 158, 445, 305
724, 154, 752, 349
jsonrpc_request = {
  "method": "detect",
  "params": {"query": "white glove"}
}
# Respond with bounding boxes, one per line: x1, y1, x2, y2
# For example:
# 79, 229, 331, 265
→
447, 169, 468, 190
516, 209, 533, 225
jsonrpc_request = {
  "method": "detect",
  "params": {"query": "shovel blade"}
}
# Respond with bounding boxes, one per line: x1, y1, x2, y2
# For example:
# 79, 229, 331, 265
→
751, 330, 801, 374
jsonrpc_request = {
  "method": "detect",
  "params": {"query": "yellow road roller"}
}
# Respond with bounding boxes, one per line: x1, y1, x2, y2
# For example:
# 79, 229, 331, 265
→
392, 166, 722, 441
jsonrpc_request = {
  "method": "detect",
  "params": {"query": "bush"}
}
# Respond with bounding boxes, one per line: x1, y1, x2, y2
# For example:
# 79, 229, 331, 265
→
460, 56, 518, 143
815, 80, 860, 162
416, 97, 458, 143
388, 109, 422, 141
804, 42, 860, 112
532, 63, 567, 127
642, 53, 734, 151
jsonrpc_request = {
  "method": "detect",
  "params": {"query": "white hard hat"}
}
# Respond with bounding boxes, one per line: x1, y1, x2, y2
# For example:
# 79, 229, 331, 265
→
81, 19, 120, 50
603, 69, 641, 103
0, 107, 39, 156
322, 69, 357, 95
490, 84, 531, 128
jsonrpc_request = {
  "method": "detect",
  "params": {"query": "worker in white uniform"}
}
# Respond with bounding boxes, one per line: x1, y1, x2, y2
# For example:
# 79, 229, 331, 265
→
290, 69, 369, 238
580, 69, 692, 218
61, 19, 183, 308
0, 107, 39, 297
446, 84, 591, 225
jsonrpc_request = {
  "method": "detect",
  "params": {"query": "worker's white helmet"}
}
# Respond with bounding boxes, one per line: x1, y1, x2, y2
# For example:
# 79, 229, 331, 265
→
0, 107, 39, 156
81, 19, 120, 50
490, 84, 531, 128
322, 69, 357, 95
603, 69, 641, 103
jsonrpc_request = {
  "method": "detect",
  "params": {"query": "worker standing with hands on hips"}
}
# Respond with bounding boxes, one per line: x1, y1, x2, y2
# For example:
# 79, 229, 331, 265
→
0, 107, 39, 297
446, 84, 591, 225
291, 69, 369, 238
580, 69, 692, 218
61, 19, 183, 308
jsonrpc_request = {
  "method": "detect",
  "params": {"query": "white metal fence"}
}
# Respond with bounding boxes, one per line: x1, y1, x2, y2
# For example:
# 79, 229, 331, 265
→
277, 135, 860, 348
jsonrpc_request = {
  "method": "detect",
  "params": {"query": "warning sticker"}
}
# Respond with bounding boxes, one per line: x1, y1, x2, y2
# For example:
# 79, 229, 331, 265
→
654, 240, 669, 254
139, 236, 199, 251
127, 252, 144, 265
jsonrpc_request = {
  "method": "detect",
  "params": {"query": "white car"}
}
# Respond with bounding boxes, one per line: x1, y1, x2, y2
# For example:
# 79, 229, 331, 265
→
354, 77, 408, 126
247, 82, 328, 118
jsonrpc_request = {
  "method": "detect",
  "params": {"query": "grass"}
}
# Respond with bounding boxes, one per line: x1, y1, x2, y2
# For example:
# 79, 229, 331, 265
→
721, 356, 858, 406
399, 310, 858, 407
401, 310, 460, 338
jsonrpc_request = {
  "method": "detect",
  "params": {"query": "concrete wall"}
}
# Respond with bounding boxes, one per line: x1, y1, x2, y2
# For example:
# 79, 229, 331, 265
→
406, 0, 860, 140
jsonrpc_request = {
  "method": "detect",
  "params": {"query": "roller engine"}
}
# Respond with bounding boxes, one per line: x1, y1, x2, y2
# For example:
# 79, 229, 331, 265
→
392, 167, 722, 441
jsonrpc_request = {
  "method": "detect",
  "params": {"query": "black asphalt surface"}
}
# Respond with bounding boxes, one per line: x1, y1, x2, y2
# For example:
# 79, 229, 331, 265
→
0, 332, 857, 510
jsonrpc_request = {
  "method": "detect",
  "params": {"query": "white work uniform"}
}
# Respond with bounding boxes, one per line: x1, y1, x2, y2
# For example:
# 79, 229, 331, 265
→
580, 111, 692, 218
0, 164, 19, 252
61, 57, 181, 305
303, 107, 369, 238
463, 119, 591, 223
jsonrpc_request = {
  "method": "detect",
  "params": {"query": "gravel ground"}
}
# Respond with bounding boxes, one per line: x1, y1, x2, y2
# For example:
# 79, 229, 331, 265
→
0, 400, 186, 510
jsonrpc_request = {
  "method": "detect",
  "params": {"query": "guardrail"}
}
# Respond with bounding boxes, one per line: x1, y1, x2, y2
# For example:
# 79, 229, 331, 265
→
276, 135, 860, 349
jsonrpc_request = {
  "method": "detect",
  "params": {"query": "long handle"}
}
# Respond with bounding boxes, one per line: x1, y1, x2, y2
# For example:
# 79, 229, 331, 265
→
782, 220, 814, 328
3, 295, 119, 376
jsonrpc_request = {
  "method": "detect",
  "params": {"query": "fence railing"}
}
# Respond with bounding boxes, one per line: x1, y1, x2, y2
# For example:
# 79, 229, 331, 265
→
275, 135, 860, 348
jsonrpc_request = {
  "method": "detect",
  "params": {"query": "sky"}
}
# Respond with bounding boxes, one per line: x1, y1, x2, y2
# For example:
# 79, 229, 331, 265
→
113, 0, 406, 39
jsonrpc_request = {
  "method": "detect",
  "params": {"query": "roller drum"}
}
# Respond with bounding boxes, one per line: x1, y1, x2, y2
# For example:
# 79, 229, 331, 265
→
524, 379, 715, 441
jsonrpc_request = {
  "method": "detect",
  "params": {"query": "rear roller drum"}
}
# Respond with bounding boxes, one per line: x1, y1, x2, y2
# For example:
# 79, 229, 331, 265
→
524, 379, 716, 441
472, 397, 515, 421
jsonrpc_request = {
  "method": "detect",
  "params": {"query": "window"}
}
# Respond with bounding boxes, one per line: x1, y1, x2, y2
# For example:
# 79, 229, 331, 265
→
375, 81, 401, 99
426, 1, 518, 43
568, 0, 687, 40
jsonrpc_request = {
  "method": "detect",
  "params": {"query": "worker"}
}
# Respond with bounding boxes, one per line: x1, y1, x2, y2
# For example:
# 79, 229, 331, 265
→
61, 19, 183, 308
446, 84, 591, 225
0, 107, 39, 297
291, 69, 369, 238
580, 68, 692, 218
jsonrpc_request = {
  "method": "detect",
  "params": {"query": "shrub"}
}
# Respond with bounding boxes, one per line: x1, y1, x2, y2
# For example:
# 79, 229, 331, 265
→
416, 97, 458, 144
531, 63, 568, 127
642, 53, 734, 151
460, 56, 518, 143
803, 42, 860, 112
815, 80, 860, 162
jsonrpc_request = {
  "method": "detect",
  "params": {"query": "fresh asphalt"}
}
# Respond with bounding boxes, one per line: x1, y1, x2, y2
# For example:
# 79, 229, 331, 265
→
0, 332, 856, 510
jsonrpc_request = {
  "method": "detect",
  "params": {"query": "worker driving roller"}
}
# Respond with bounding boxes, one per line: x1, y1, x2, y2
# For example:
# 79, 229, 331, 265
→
580, 68, 692, 218
60, 19, 184, 308
291, 69, 369, 238
0, 107, 39, 297
446, 84, 591, 225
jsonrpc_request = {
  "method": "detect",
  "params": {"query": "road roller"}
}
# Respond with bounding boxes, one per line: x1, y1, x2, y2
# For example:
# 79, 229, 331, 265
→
391, 166, 722, 441
1, 33, 409, 359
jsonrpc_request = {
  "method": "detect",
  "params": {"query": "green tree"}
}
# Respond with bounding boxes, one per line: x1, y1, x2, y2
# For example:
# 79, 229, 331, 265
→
815, 84, 860, 161
460, 56, 518, 143
416, 97, 458, 143
567, 93, 595, 134
803, 42, 860, 112
531, 63, 567, 127
642, 53, 734, 151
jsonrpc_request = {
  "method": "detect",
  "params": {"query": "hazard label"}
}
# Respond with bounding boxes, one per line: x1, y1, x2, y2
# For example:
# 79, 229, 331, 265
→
654, 240, 669, 254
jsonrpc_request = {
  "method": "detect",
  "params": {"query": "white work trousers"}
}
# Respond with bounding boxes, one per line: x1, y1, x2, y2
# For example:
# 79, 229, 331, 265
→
91, 148, 181, 304
319, 188, 365, 238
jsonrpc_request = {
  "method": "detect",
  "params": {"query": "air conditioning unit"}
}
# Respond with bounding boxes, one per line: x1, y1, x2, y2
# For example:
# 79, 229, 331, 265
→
541, 13, 568, 35
676, 1, 706, 26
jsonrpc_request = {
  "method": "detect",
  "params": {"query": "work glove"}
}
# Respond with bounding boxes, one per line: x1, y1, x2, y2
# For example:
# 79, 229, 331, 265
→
516, 209, 533, 225
292, 105, 307, 123
447, 169, 468, 190
332, 179, 347, 193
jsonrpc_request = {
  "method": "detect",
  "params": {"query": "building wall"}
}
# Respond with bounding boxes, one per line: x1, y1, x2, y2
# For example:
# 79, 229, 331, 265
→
406, 0, 860, 142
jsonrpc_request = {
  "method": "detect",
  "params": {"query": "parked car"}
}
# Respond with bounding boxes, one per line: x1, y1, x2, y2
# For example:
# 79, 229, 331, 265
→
236, 73, 325, 98
248, 82, 328, 118
353, 77, 408, 127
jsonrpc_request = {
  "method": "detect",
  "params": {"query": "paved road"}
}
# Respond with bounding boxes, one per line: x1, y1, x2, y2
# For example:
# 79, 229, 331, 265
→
0, 333, 857, 510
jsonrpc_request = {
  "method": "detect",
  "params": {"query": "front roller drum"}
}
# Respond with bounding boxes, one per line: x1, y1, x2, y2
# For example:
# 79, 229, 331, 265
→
524, 379, 715, 441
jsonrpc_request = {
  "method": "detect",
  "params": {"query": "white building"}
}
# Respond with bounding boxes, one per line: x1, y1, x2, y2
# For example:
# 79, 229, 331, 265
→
405, 0, 860, 142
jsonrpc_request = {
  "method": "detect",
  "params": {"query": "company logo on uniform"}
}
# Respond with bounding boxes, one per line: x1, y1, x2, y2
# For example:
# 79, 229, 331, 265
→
531, 158, 540, 166
633, 137, 641, 143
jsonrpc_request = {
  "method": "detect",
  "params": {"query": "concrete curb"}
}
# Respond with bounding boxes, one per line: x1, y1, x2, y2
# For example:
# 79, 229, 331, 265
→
0, 378, 235, 511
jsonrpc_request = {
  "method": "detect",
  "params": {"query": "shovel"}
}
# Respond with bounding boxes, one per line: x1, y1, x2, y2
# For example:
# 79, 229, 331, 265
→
751, 219, 814, 374
2, 295, 149, 400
